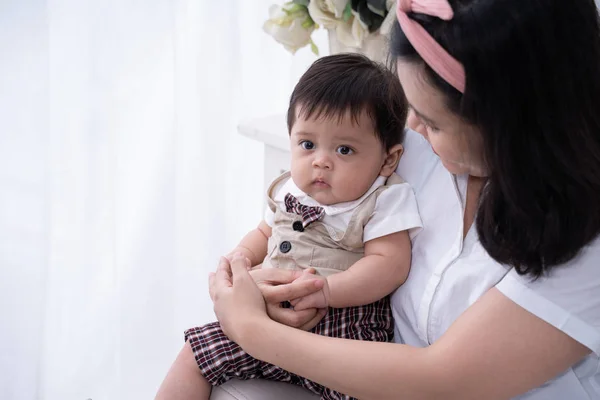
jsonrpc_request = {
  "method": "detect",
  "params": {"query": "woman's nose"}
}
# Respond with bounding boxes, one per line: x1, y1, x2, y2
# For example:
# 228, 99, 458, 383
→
407, 109, 428, 139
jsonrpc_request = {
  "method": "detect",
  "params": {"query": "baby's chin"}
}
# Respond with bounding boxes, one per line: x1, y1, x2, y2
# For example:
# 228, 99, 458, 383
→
305, 190, 337, 206
306, 188, 364, 206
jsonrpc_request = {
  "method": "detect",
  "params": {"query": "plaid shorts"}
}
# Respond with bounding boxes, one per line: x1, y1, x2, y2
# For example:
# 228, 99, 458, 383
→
184, 296, 393, 400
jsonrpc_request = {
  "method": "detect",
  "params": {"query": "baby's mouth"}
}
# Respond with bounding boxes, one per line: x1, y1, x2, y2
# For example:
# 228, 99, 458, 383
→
312, 178, 329, 187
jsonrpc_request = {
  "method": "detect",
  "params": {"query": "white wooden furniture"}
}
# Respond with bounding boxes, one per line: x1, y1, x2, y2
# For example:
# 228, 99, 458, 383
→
237, 114, 291, 193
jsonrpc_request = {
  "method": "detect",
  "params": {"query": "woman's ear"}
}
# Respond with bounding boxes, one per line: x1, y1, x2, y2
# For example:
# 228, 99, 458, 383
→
380, 144, 404, 177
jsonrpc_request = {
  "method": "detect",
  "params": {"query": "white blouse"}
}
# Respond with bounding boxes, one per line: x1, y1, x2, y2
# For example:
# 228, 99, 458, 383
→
393, 130, 600, 399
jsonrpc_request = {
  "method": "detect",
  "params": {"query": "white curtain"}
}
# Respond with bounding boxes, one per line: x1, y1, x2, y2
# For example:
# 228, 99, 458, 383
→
0, 1, 325, 399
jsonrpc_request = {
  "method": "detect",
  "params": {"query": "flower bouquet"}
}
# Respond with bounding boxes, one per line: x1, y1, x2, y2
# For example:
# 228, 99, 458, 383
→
263, 0, 396, 61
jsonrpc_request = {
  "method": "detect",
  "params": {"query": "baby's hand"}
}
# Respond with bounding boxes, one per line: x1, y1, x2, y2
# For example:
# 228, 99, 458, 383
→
290, 268, 331, 310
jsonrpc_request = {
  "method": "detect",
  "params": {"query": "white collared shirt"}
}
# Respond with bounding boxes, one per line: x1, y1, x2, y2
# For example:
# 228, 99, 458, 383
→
264, 174, 422, 243
394, 130, 600, 399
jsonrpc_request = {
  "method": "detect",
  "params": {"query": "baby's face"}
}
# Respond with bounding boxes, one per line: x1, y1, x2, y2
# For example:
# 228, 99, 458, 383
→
289, 108, 389, 205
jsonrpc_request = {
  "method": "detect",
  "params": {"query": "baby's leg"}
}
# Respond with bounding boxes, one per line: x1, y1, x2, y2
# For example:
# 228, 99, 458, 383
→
157, 321, 319, 399
154, 341, 212, 400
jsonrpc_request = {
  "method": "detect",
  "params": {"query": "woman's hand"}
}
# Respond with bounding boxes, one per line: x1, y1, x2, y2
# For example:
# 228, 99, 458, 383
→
250, 267, 328, 331
209, 255, 326, 340
267, 300, 327, 331
209, 254, 269, 342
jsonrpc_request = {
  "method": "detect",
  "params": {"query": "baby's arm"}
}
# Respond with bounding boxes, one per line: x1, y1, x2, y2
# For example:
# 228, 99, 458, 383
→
328, 230, 411, 307
227, 220, 272, 268
293, 230, 411, 309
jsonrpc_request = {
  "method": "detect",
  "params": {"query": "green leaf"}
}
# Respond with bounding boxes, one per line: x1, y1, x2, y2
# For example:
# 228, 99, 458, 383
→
292, 0, 310, 6
343, 2, 353, 22
301, 17, 314, 29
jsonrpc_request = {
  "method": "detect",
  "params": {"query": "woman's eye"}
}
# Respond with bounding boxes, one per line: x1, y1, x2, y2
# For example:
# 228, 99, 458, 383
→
424, 123, 440, 133
336, 146, 354, 155
300, 141, 314, 150
416, 114, 440, 133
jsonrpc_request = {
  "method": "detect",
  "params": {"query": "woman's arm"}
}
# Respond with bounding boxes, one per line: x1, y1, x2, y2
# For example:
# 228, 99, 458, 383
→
215, 257, 591, 400
245, 289, 590, 399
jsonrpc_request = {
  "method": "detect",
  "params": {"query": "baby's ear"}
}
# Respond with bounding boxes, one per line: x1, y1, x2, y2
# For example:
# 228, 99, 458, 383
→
380, 144, 404, 177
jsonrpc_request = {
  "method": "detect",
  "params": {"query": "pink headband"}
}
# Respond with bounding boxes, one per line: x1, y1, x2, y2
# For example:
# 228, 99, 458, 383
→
396, 0, 466, 93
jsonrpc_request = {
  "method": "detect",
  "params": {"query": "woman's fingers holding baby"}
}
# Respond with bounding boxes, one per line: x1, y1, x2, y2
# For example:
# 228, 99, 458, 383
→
245, 268, 326, 329
210, 254, 254, 301
249, 267, 302, 285
212, 264, 324, 305
210, 254, 268, 342
224, 253, 253, 270
266, 303, 328, 331
229, 253, 253, 284
250, 268, 324, 304
266, 304, 314, 329
262, 279, 324, 304
300, 308, 328, 331
208, 257, 232, 301
292, 292, 329, 310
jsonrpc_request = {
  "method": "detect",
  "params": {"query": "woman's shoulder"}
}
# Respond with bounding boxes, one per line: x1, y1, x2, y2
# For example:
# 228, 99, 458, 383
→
496, 235, 600, 355
499, 234, 600, 303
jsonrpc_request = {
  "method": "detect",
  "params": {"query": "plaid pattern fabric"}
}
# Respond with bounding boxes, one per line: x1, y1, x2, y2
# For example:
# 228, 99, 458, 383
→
185, 296, 393, 400
284, 193, 325, 228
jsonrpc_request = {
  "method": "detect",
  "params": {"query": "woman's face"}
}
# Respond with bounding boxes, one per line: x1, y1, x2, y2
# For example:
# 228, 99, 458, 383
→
396, 61, 488, 177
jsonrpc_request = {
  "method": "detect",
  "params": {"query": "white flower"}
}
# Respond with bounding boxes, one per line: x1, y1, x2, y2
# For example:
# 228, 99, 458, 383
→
263, 4, 315, 54
379, 0, 398, 35
350, 9, 369, 47
307, 0, 348, 29
308, 0, 372, 49
331, 10, 370, 48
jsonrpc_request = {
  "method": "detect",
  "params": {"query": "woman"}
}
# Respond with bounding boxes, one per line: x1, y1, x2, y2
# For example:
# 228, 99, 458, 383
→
158, 0, 600, 398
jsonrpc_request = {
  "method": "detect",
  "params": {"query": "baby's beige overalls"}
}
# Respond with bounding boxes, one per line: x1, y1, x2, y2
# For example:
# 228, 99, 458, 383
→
185, 172, 405, 400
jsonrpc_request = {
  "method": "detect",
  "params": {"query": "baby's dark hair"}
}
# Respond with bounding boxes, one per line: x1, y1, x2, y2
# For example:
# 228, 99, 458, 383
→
287, 53, 407, 151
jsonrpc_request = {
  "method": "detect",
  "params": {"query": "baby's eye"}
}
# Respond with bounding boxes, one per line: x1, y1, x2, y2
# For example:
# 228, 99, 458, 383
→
336, 146, 354, 155
300, 140, 315, 150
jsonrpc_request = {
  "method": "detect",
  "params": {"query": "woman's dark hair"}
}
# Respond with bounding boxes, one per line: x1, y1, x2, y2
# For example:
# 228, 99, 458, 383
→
391, 0, 600, 278
287, 53, 407, 151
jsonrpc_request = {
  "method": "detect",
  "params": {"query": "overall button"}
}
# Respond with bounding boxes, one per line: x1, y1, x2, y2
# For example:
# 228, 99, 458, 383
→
292, 221, 304, 232
279, 241, 292, 253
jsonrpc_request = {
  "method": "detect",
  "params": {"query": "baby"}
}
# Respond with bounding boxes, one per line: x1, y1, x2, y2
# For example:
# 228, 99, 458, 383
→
183, 54, 421, 400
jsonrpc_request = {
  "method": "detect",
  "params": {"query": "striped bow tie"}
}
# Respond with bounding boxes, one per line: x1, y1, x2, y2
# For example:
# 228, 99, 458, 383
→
284, 193, 325, 228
